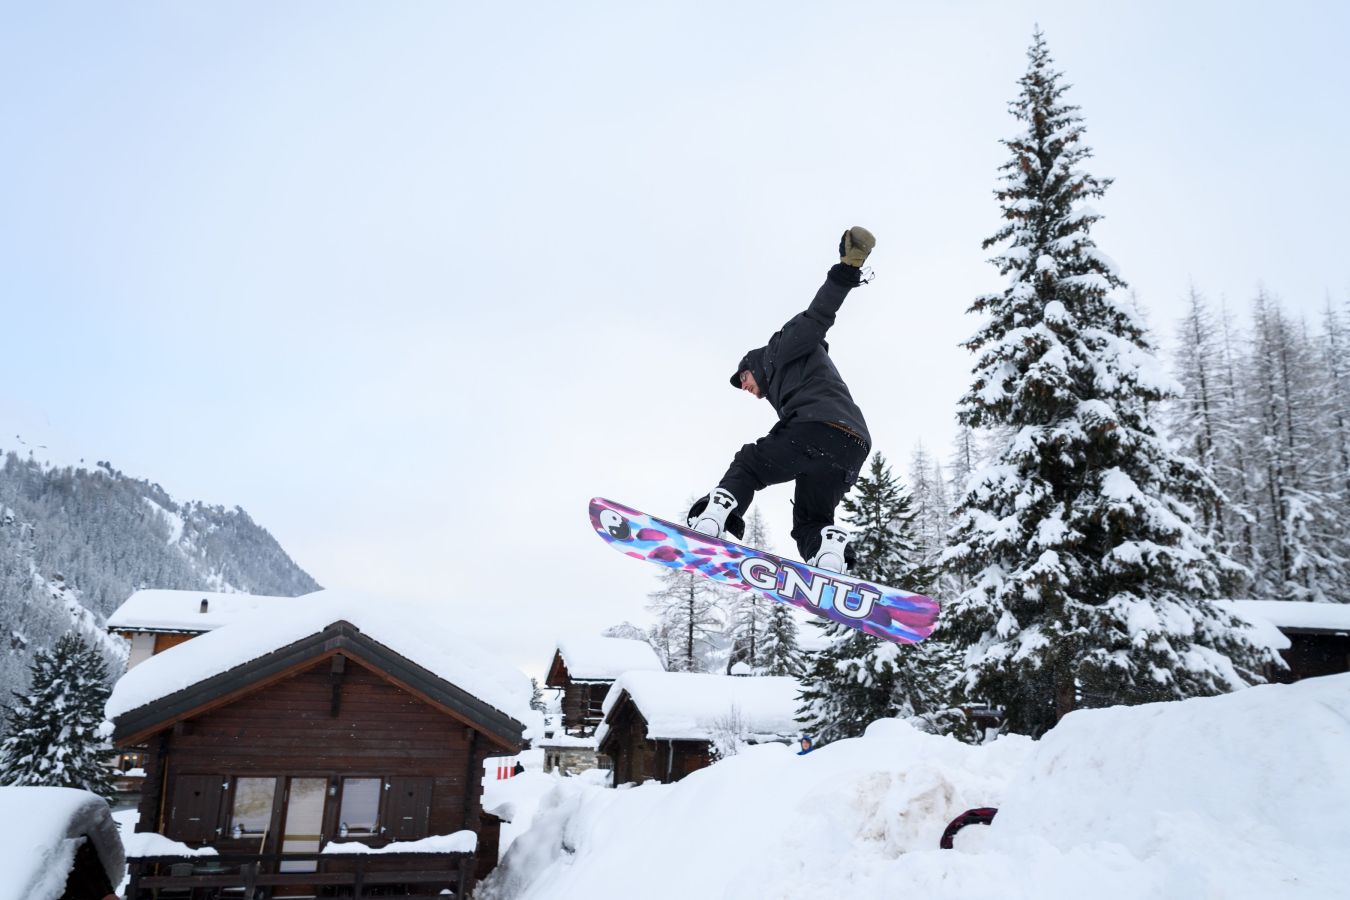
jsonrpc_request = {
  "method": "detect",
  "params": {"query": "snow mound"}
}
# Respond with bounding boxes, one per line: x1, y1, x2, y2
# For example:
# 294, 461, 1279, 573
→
479, 675, 1350, 899
0, 787, 124, 900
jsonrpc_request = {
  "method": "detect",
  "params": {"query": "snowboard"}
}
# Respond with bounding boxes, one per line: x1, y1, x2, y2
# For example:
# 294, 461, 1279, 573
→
588, 497, 939, 645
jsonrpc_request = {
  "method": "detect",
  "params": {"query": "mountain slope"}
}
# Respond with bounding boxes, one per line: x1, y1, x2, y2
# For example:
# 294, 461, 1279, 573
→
0, 449, 319, 697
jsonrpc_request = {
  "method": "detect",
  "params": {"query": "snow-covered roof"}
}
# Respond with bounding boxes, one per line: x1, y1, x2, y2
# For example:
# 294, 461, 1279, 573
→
107, 589, 533, 726
1225, 600, 1350, 634
107, 588, 307, 633
555, 637, 664, 682
0, 787, 124, 900
596, 671, 802, 744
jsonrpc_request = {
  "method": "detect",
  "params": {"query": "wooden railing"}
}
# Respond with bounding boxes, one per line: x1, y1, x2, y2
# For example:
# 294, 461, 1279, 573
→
125, 850, 473, 898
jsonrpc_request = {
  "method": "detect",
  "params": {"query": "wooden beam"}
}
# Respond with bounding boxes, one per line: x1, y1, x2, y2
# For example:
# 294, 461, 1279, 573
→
330, 653, 347, 717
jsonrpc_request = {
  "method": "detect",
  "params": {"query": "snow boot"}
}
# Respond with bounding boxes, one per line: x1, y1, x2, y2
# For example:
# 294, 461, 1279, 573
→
687, 488, 745, 540
809, 525, 852, 573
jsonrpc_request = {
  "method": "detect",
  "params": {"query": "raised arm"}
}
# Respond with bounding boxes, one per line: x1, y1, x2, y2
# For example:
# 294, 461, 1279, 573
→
771, 264, 864, 365
770, 226, 875, 364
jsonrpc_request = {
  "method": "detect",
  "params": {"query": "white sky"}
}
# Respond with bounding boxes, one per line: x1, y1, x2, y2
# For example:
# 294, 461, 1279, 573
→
2, 1, 1347, 681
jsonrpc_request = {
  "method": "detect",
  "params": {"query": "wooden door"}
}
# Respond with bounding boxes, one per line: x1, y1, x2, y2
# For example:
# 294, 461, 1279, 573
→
168, 774, 223, 842
384, 777, 432, 840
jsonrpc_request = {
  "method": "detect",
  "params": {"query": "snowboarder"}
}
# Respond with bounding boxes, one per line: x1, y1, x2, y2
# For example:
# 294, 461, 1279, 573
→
688, 227, 875, 573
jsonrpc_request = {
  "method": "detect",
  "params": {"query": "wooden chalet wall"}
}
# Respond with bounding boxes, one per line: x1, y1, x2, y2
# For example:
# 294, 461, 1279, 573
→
599, 693, 710, 785
545, 652, 612, 736
139, 656, 493, 855
1272, 632, 1350, 683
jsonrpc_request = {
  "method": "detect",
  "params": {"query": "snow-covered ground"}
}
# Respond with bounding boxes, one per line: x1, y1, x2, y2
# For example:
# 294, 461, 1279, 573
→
479, 674, 1350, 899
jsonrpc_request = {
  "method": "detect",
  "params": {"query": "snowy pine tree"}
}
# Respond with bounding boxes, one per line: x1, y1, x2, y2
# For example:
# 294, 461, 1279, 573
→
0, 632, 115, 800
798, 454, 952, 741
727, 509, 772, 672
943, 31, 1273, 736
758, 602, 804, 677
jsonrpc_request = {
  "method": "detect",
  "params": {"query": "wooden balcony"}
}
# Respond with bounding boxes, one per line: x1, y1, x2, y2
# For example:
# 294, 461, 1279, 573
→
126, 849, 474, 899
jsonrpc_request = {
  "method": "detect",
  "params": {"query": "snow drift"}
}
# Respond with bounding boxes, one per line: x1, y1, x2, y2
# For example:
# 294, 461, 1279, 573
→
480, 674, 1350, 899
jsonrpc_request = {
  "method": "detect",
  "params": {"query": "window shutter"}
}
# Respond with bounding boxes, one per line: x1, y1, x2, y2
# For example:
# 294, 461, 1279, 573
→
168, 775, 224, 842
383, 777, 433, 840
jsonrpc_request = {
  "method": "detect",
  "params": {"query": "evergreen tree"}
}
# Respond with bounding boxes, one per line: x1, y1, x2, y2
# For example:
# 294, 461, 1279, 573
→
727, 510, 772, 671
758, 602, 804, 676
529, 677, 546, 713
0, 632, 115, 800
798, 454, 950, 741
944, 31, 1272, 737
908, 442, 950, 592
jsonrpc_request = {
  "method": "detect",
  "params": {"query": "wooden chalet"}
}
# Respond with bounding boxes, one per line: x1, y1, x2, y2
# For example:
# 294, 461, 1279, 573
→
1228, 600, 1350, 683
106, 589, 308, 802
544, 637, 664, 737
108, 588, 304, 670
108, 595, 529, 898
597, 671, 801, 785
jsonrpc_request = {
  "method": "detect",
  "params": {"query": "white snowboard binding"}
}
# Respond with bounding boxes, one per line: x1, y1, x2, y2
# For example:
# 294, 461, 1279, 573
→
688, 487, 738, 538
810, 526, 851, 573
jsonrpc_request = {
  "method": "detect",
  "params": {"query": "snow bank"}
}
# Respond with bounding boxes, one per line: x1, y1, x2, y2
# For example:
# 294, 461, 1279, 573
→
0, 787, 124, 900
595, 671, 801, 744
555, 637, 664, 682
107, 589, 533, 723
481, 674, 1350, 899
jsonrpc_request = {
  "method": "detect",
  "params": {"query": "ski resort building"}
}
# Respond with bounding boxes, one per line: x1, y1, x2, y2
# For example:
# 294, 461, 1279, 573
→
596, 671, 801, 785
106, 591, 530, 898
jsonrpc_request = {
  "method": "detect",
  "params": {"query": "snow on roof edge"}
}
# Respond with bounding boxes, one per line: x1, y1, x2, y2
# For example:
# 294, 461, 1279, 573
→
107, 590, 533, 729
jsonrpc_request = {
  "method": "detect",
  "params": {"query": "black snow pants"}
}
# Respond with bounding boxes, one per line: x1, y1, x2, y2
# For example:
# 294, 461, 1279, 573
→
717, 419, 869, 561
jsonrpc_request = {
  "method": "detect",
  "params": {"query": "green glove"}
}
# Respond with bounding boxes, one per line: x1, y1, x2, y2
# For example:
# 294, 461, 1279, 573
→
839, 226, 876, 267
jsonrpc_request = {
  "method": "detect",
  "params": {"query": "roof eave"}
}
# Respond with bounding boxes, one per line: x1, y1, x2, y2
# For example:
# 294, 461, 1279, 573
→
112, 620, 524, 751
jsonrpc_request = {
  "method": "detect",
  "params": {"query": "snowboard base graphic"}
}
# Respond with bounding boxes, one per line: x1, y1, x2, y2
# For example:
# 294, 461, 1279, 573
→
588, 497, 939, 644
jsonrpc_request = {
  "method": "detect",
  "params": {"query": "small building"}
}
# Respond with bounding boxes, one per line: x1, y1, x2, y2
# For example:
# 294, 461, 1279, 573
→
107, 588, 307, 670
544, 637, 665, 737
107, 591, 530, 898
1227, 600, 1350, 682
105, 589, 311, 794
596, 671, 802, 785
0, 786, 124, 900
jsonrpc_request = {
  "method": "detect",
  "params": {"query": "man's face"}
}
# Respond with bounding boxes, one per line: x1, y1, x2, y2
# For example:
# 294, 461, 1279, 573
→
739, 369, 763, 399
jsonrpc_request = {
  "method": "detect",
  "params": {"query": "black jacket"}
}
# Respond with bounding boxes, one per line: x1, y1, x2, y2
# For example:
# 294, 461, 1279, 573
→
733, 265, 870, 445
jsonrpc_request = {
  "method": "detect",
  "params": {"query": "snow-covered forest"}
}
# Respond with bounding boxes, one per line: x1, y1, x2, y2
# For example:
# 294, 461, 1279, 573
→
0, 451, 320, 696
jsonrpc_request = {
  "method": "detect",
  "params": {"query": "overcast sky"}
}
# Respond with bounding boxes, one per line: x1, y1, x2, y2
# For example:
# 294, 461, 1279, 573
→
2, 1, 1347, 680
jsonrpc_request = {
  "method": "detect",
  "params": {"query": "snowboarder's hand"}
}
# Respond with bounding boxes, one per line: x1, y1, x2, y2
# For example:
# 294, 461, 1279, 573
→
839, 226, 875, 267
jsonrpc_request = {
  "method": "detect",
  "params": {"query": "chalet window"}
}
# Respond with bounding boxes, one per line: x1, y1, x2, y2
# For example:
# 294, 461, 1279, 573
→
229, 777, 276, 837
338, 777, 381, 837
